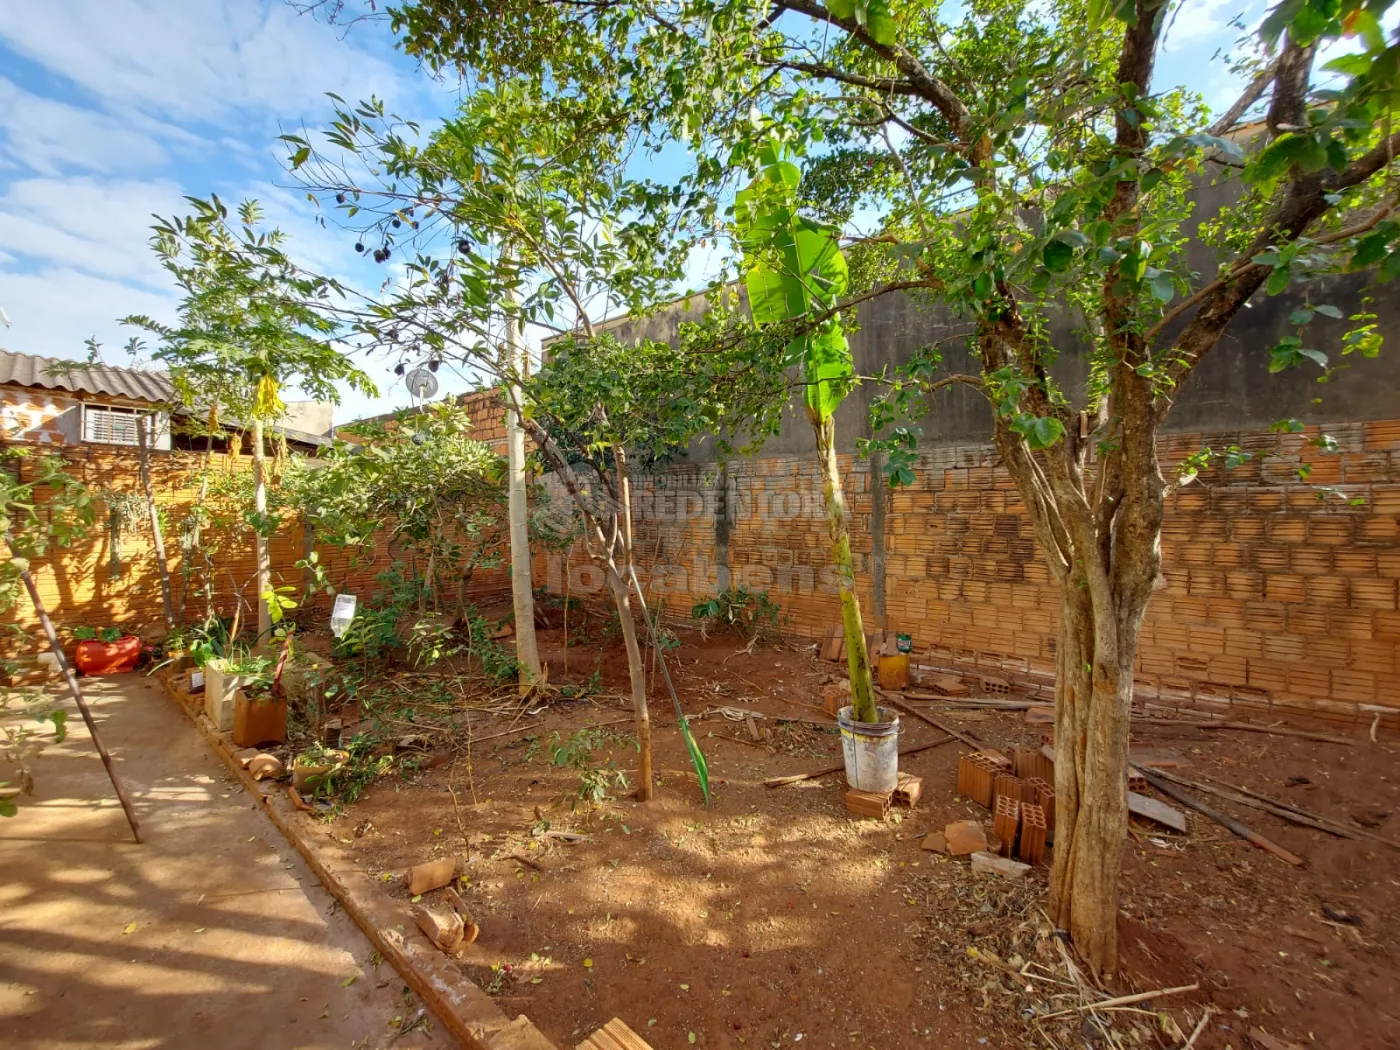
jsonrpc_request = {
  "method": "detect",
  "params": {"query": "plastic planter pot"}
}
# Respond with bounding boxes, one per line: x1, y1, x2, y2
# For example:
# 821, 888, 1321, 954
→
73, 636, 142, 675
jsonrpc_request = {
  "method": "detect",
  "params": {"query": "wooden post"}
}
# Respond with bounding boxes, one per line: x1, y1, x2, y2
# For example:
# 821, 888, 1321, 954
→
16, 566, 142, 844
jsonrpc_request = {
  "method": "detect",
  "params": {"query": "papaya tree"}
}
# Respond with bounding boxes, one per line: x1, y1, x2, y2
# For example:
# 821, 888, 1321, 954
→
126, 197, 376, 644
350, 0, 1399, 975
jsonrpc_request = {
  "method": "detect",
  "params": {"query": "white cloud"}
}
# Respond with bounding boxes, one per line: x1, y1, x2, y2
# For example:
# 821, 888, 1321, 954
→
0, 266, 177, 361
0, 0, 417, 125
0, 78, 183, 175
0, 175, 185, 286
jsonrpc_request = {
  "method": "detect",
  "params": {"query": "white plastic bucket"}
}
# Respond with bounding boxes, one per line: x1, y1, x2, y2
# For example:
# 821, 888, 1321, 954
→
838, 705, 900, 793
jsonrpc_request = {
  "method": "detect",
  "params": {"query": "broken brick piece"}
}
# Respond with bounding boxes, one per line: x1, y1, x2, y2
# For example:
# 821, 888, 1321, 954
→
944, 820, 988, 855
406, 857, 458, 895
971, 850, 1031, 880
247, 754, 284, 781
993, 794, 1021, 858
845, 788, 891, 819
1019, 803, 1048, 866
921, 831, 948, 853
413, 903, 465, 953
893, 772, 923, 808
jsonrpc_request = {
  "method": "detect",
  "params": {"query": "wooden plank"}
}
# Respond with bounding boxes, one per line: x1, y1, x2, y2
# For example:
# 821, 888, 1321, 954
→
576, 1018, 656, 1050
820, 626, 843, 662
1140, 770, 1304, 866
1127, 791, 1188, 833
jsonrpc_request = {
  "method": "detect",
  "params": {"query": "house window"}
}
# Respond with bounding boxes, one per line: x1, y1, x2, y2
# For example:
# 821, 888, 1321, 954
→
81, 405, 166, 446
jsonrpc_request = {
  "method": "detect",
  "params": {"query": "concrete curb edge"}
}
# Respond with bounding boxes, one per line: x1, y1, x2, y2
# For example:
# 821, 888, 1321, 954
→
153, 671, 558, 1050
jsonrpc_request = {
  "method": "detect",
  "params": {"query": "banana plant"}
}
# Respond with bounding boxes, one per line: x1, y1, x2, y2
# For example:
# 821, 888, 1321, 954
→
735, 141, 878, 724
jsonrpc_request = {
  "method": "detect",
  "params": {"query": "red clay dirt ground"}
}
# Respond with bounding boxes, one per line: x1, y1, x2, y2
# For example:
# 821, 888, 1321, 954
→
303, 622, 1399, 1050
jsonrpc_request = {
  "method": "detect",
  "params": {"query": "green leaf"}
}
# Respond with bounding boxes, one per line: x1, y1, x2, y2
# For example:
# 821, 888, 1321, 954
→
1312, 304, 1343, 319
972, 272, 994, 299
678, 715, 709, 806
865, 0, 898, 46
1382, 249, 1400, 283
1350, 232, 1391, 269
1043, 240, 1073, 273
1265, 266, 1292, 296
1024, 416, 1064, 450
1149, 272, 1175, 303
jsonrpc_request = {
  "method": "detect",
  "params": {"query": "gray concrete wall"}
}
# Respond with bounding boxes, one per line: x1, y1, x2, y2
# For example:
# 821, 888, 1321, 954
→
587, 180, 1399, 461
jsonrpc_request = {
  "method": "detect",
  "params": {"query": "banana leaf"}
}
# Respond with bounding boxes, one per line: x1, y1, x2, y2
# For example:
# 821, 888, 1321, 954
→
735, 143, 853, 424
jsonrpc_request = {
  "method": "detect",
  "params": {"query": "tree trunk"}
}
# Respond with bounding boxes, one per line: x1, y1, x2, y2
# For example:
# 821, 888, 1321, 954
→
813, 417, 876, 722
503, 246, 542, 691
1046, 537, 1158, 978
136, 411, 175, 631
252, 417, 272, 649
606, 564, 653, 801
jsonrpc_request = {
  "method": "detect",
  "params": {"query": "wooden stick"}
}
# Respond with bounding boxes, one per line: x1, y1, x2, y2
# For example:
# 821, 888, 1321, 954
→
1139, 770, 1302, 866
879, 692, 984, 749
1149, 767, 1400, 851
1134, 716, 1361, 746
1036, 982, 1200, 1020
764, 734, 954, 788
17, 567, 142, 844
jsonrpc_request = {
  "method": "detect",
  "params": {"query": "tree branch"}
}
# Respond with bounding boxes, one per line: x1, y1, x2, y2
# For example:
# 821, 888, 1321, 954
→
776, 60, 920, 96
1266, 37, 1315, 136
773, 0, 984, 159
1208, 58, 1280, 137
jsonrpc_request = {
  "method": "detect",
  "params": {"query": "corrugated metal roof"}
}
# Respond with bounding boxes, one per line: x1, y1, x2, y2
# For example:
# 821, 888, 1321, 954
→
0, 348, 174, 403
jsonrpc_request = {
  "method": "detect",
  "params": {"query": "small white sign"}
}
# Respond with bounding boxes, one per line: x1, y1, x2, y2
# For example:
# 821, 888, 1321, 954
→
190, 670, 205, 691
330, 594, 358, 638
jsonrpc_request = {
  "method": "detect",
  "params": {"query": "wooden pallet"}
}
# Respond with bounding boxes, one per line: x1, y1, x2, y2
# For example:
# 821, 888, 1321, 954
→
576, 1018, 656, 1050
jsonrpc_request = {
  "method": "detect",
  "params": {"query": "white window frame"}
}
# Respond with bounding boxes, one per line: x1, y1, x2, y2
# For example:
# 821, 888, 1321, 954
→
81, 404, 168, 448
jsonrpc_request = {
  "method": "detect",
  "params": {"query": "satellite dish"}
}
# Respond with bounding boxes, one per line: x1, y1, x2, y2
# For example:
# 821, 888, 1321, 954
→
405, 366, 438, 401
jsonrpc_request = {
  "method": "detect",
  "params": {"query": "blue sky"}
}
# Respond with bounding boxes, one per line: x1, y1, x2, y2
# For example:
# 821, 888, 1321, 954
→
0, 0, 1267, 424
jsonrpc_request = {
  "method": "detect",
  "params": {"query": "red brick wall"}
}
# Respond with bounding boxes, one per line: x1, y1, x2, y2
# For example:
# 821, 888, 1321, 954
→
538, 419, 1399, 727
4, 392, 516, 659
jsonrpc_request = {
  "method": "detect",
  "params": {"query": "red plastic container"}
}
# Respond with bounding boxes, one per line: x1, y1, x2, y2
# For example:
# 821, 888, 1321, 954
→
73, 636, 142, 675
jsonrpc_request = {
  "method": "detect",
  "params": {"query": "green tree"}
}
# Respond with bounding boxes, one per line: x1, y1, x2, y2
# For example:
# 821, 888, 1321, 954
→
125, 197, 376, 645
378, 0, 1399, 974
292, 402, 507, 617
282, 84, 735, 798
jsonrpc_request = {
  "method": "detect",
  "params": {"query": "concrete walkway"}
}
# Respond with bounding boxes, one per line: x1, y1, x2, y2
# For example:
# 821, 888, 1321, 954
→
0, 673, 452, 1050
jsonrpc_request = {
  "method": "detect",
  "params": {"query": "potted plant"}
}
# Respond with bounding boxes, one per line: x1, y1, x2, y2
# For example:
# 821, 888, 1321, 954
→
232, 626, 296, 748
71, 626, 142, 675
291, 741, 349, 793
207, 651, 271, 734
232, 678, 287, 747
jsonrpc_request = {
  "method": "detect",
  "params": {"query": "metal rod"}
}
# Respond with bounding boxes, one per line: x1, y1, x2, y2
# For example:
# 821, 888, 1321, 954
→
17, 566, 142, 843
